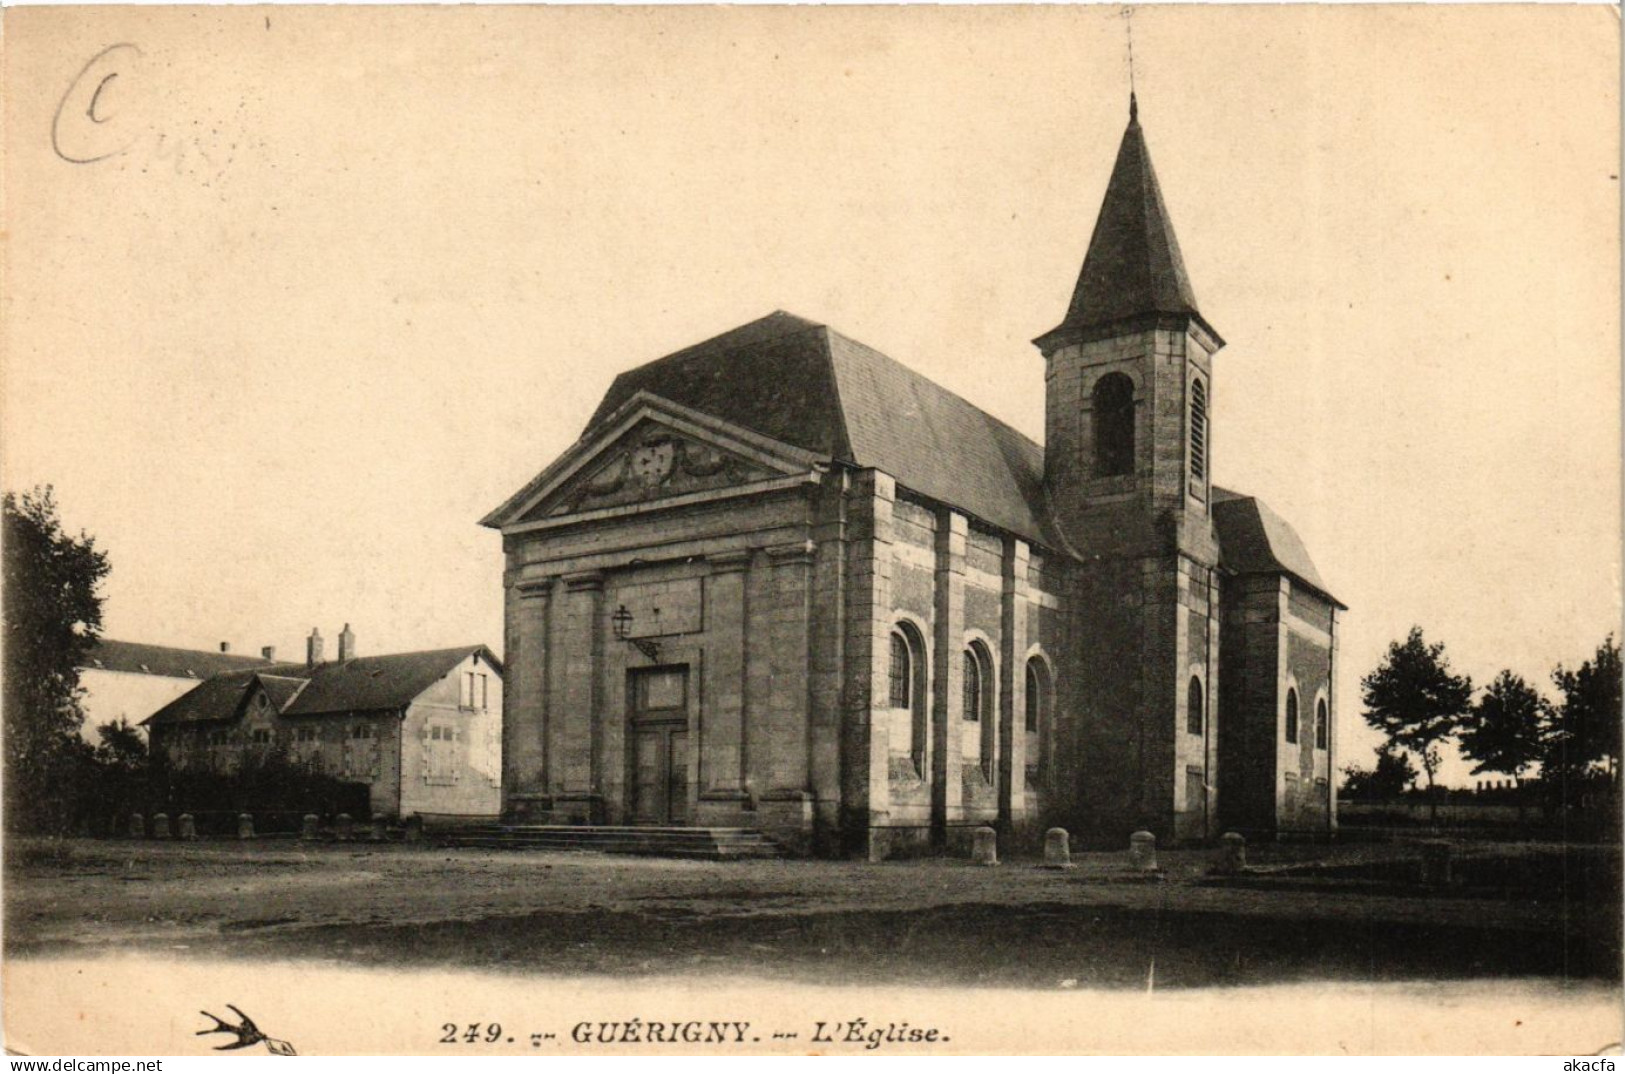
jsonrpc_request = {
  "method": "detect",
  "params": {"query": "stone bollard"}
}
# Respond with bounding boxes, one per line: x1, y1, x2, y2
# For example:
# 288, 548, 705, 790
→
335, 813, 354, 841
237, 813, 255, 840
152, 813, 171, 839
865, 828, 890, 864
301, 813, 320, 840
177, 814, 197, 841
1420, 840, 1453, 885
128, 812, 145, 839
370, 818, 387, 842
971, 826, 998, 866
1214, 831, 1247, 875
1043, 827, 1075, 869
1128, 830, 1159, 872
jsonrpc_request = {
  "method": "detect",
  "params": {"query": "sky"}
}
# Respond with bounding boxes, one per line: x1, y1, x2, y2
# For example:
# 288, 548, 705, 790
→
3, 5, 1618, 785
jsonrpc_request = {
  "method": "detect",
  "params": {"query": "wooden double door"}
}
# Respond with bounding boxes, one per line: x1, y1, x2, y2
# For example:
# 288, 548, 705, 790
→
629, 666, 690, 826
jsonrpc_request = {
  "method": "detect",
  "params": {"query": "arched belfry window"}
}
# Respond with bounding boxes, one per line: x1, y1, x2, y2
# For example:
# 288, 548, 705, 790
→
1315, 698, 1329, 750
1093, 373, 1135, 477
1187, 675, 1204, 735
1189, 378, 1208, 486
1285, 688, 1300, 745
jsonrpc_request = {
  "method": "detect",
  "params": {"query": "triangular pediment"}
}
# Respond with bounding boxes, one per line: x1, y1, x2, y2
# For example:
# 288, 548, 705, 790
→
484, 392, 827, 529
528, 420, 782, 521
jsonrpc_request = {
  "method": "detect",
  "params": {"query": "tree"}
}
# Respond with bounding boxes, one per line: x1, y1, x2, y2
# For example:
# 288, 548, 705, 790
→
1459, 669, 1546, 780
1341, 745, 1418, 799
86, 719, 151, 834
2, 486, 111, 833
1360, 626, 1474, 820
1547, 635, 1622, 784
94, 718, 147, 771
1541, 636, 1622, 834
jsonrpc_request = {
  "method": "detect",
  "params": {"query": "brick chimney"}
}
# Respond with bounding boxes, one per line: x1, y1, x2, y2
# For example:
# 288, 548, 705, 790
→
261, 646, 277, 662
338, 623, 356, 662
219, 642, 231, 653
306, 627, 324, 668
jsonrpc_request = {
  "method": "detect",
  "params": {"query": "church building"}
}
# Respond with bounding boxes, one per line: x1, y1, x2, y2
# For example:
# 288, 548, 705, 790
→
482, 98, 1345, 857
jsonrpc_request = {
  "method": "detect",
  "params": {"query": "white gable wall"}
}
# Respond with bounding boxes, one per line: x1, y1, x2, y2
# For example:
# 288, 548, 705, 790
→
78, 669, 198, 744
398, 652, 503, 819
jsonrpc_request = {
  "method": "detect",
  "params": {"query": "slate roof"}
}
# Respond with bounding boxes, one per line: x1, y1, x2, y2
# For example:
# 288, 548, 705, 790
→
144, 646, 502, 726
1036, 98, 1217, 349
586, 311, 850, 461
82, 639, 273, 680
1212, 488, 1344, 608
258, 675, 309, 711
282, 647, 502, 717
548, 107, 1214, 548
492, 105, 1340, 604
142, 669, 263, 726
576, 311, 1058, 547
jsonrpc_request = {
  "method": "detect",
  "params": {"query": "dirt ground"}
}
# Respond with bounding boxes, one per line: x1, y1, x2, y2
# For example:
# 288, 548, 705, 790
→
5, 837, 1619, 990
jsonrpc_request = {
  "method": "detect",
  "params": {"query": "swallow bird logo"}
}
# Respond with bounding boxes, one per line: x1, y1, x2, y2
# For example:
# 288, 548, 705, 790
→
197, 1004, 297, 1056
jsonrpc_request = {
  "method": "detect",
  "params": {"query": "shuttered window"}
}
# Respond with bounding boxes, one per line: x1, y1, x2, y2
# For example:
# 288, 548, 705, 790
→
1190, 377, 1207, 486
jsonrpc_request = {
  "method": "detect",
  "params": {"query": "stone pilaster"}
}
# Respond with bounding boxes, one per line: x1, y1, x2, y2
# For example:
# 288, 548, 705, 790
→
1137, 556, 1179, 837
755, 540, 817, 853
931, 509, 967, 837
998, 537, 1030, 833
501, 570, 522, 806
1199, 562, 1222, 841
553, 570, 605, 821
743, 548, 775, 800
807, 473, 850, 852
701, 551, 751, 800
1276, 575, 1293, 830
506, 574, 554, 811
840, 469, 895, 859
765, 541, 814, 794
1327, 606, 1340, 834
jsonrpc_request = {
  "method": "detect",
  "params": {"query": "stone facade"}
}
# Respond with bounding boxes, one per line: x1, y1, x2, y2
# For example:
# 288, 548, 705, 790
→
1218, 575, 1339, 836
1038, 321, 1225, 846
486, 101, 1344, 855
494, 420, 1068, 856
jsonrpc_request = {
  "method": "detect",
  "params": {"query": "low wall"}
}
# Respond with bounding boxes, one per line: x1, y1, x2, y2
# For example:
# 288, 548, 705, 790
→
1340, 800, 1524, 826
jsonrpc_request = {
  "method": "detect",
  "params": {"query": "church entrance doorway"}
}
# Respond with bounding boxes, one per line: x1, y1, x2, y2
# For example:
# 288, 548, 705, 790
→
628, 666, 691, 826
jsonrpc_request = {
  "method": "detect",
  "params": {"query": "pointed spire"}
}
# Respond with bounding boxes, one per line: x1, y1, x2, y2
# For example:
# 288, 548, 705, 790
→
1036, 104, 1218, 350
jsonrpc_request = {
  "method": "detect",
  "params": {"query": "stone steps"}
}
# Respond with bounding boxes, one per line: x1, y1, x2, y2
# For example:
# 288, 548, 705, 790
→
431, 824, 785, 860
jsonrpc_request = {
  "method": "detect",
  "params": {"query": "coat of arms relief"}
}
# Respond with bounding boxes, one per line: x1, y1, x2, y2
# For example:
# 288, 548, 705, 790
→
545, 427, 774, 518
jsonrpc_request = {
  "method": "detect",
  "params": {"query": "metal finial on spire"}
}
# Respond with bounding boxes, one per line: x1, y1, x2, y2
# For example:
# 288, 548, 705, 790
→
1122, 7, 1138, 122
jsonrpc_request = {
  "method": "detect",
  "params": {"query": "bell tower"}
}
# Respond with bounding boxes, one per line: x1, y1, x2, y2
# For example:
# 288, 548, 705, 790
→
1036, 95, 1224, 844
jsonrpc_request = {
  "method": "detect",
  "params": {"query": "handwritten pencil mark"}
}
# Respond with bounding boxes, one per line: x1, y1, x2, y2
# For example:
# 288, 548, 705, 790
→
52, 43, 144, 163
